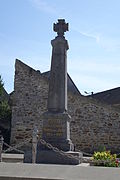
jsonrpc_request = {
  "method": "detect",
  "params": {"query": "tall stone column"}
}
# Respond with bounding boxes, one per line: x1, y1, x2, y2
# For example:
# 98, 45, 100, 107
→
48, 37, 68, 113
37, 19, 82, 165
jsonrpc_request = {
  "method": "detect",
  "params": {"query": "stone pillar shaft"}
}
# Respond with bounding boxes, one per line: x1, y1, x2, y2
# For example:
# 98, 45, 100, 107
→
47, 37, 69, 113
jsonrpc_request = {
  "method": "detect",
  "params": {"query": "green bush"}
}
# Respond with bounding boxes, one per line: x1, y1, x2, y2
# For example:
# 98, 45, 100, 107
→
117, 154, 120, 158
0, 100, 11, 121
0, 75, 4, 96
93, 151, 119, 167
0, 75, 11, 144
0, 75, 11, 121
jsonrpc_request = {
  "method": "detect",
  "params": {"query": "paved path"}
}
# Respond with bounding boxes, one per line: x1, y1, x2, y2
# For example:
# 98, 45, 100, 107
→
0, 162, 120, 180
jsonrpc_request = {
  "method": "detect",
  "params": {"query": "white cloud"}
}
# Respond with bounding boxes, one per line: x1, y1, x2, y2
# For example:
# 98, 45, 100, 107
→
72, 28, 100, 44
29, 0, 56, 14
79, 31, 100, 43
72, 28, 120, 52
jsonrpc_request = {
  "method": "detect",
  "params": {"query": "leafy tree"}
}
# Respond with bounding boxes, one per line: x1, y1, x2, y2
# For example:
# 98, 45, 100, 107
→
0, 75, 4, 96
0, 100, 11, 121
0, 75, 11, 144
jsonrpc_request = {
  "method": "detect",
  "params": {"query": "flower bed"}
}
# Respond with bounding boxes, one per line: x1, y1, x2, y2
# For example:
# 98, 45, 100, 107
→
91, 151, 120, 167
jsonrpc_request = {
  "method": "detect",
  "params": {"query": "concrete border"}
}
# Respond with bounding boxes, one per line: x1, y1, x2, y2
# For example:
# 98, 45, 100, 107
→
0, 162, 120, 180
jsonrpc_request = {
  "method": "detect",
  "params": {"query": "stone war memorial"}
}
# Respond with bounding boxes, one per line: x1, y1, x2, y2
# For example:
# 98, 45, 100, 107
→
36, 19, 82, 164
10, 18, 120, 164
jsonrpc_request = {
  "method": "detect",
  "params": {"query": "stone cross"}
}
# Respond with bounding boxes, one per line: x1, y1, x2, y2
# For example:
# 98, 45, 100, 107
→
54, 19, 68, 37
47, 19, 69, 113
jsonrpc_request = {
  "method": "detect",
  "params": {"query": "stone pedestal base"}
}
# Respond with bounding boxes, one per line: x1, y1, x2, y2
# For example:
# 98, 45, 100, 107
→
36, 150, 82, 165
36, 111, 81, 165
41, 112, 74, 151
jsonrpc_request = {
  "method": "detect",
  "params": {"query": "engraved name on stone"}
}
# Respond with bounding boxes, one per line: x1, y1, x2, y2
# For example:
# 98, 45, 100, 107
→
43, 119, 65, 138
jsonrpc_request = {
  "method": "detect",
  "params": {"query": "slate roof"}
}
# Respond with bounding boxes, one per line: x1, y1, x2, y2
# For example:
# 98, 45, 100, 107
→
14, 60, 81, 95
90, 87, 120, 105
42, 71, 81, 95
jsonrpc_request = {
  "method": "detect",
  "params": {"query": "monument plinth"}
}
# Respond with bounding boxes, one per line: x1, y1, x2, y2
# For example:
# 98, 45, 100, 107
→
37, 19, 82, 165
41, 112, 74, 151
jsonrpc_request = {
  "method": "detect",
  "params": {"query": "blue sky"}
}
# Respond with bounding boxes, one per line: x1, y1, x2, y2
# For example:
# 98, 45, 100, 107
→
0, 0, 120, 94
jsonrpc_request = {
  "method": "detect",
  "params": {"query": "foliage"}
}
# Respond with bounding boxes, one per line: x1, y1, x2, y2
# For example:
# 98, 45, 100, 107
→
0, 75, 11, 121
0, 75, 4, 96
0, 75, 11, 144
93, 151, 120, 167
98, 145, 106, 152
0, 100, 11, 121
117, 154, 120, 158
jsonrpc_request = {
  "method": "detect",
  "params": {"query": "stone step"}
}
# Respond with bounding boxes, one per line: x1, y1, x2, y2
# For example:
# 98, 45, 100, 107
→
2, 153, 24, 163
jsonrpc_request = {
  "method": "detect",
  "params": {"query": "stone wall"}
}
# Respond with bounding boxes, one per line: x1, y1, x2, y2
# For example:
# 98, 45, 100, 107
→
68, 93, 120, 153
11, 59, 48, 145
11, 59, 120, 153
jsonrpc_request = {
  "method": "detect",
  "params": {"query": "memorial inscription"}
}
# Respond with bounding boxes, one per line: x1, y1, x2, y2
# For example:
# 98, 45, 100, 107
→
42, 116, 69, 141
43, 119, 65, 138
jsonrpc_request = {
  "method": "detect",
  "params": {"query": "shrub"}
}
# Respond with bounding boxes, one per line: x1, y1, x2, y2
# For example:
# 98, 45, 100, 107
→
0, 75, 4, 96
93, 151, 119, 167
0, 100, 11, 121
0, 75, 11, 144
